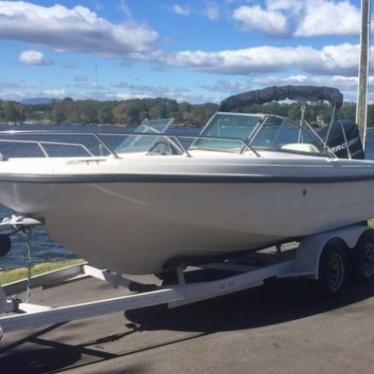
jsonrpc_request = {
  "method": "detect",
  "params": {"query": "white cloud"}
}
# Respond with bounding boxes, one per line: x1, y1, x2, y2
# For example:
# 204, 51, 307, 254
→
42, 89, 68, 98
282, 75, 308, 83
113, 92, 150, 100
267, 0, 301, 11
295, 0, 361, 37
73, 81, 103, 90
0, 86, 69, 101
249, 74, 356, 89
232, 1, 362, 38
119, 1, 133, 19
318, 43, 360, 74
111, 81, 213, 103
0, 1, 158, 57
0, 80, 38, 90
19, 50, 50, 65
157, 43, 362, 76
204, 1, 220, 21
232, 5, 288, 35
170, 4, 192, 16
112, 81, 189, 98
199, 80, 248, 94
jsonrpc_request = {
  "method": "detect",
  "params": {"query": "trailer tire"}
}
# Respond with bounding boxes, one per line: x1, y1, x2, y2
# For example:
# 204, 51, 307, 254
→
351, 230, 374, 284
154, 270, 178, 285
318, 243, 347, 296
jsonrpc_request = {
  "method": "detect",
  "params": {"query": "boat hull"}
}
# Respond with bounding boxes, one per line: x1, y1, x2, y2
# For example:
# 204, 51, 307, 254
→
1, 179, 374, 274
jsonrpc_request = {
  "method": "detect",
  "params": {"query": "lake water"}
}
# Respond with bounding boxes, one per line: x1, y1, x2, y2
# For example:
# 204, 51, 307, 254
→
0, 125, 374, 270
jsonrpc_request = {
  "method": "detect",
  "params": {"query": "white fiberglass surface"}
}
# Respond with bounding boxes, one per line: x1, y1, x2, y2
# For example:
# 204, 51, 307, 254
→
2, 151, 374, 180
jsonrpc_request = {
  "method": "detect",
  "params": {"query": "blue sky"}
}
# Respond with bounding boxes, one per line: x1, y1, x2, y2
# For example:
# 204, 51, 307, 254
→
0, 0, 370, 103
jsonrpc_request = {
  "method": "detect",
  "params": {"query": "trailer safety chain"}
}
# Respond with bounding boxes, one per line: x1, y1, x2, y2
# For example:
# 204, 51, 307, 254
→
0, 215, 43, 304
21, 228, 33, 303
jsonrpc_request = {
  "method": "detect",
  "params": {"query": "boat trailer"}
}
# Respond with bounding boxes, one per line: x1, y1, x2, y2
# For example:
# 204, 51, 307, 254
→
1, 216, 374, 341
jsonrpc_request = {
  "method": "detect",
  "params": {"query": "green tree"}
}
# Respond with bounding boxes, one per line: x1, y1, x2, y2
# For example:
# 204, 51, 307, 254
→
3, 101, 25, 124
112, 102, 129, 124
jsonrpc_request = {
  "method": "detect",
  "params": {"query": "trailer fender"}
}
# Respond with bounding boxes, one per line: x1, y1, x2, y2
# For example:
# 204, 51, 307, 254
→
291, 225, 370, 279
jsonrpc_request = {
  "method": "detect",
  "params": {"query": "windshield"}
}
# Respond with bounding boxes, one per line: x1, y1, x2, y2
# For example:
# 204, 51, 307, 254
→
250, 116, 284, 148
251, 117, 329, 155
116, 118, 174, 153
190, 112, 328, 156
190, 113, 262, 152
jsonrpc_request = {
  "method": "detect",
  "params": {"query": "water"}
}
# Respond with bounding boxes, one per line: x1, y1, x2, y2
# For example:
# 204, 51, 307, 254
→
0, 205, 72, 270
0, 125, 373, 270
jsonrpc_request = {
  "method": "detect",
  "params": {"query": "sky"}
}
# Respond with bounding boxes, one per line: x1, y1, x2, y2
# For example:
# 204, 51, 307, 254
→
0, 0, 371, 103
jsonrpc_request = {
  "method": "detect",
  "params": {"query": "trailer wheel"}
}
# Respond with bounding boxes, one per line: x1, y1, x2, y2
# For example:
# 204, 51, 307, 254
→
318, 243, 347, 296
351, 231, 374, 284
154, 270, 178, 285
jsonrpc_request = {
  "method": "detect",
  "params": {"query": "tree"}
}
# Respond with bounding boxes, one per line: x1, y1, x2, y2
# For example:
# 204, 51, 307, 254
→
77, 100, 98, 123
112, 102, 129, 124
3, 101, 26, 124
98, 103, 114, 124
0, 96, 362, 127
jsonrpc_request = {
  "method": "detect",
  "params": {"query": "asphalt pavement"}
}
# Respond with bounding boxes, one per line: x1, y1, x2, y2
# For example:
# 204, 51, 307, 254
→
1, 274, 374, 373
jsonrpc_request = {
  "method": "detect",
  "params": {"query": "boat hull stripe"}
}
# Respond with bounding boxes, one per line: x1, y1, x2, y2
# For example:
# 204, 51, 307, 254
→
0, 173, 374, 184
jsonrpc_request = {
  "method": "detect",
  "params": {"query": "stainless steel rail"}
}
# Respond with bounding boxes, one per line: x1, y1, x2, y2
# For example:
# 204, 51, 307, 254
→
0, 130, 261, 158
0, 138, 94, 158
0, 130, 120, 158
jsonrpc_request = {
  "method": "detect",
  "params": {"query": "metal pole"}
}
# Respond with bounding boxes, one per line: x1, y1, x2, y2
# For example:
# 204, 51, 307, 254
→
356, 0, 371, 149
95, 63, 99, 101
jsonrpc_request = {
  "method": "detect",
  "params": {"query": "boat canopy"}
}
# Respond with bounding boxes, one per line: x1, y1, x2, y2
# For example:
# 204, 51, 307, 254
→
220, 86, 344, 112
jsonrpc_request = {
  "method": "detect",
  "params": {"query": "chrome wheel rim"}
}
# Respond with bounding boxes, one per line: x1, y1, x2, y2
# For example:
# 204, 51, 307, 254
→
327, 253, 344, 292
362, 242, 374, 278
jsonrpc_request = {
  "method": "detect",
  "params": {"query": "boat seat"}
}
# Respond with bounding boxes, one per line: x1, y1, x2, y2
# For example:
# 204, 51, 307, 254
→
281, 143, 320, 153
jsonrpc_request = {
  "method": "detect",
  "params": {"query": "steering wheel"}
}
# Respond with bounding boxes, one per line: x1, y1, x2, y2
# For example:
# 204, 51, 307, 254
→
147, 139, 180, 155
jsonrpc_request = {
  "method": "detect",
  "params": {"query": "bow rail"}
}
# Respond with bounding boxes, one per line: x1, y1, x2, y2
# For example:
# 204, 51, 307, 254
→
0, 130, 261, 159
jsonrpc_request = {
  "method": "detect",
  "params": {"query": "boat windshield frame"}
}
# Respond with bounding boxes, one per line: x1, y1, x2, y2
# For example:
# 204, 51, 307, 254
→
189, 112, 336, 158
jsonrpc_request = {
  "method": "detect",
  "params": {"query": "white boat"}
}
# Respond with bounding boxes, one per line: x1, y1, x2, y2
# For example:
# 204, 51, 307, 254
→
0, 86, 373, 275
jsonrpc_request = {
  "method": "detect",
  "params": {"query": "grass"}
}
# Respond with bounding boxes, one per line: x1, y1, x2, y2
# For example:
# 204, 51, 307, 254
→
0, 259, 85, 285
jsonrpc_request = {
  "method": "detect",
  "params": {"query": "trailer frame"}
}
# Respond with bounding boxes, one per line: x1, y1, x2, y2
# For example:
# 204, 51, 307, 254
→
0, 216, 372, 340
